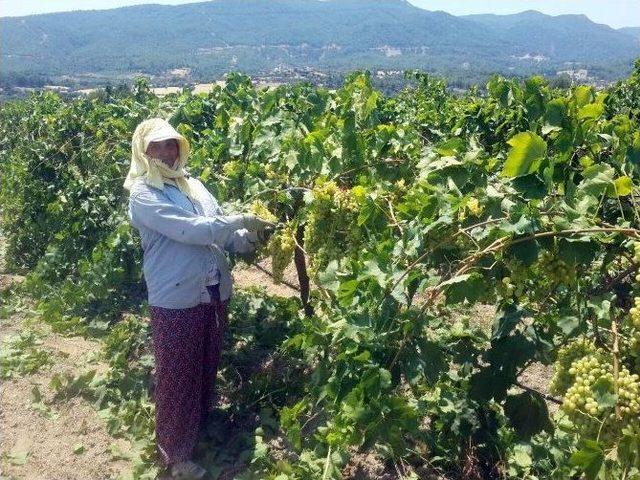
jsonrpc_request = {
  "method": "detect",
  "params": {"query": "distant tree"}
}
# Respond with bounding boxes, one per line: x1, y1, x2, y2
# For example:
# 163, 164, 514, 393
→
132, 77, 152, 102
550, 73, 572, 89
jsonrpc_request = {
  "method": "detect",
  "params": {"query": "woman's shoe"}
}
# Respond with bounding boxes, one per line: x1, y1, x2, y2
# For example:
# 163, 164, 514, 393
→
170, 460, 207, 479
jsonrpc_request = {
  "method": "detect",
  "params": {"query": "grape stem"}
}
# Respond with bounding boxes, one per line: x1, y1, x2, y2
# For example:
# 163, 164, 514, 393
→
321, 445, 332, 480
612, 315, 621, 419
250, 261, 301, 292
514, 380, 562, 405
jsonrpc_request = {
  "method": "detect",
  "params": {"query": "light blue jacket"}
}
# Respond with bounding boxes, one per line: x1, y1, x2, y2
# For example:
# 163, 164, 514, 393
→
128, 178, 256, 308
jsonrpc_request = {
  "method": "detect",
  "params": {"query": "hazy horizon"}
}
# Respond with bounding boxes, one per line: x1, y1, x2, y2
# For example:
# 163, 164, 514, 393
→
0, 0, 638, 29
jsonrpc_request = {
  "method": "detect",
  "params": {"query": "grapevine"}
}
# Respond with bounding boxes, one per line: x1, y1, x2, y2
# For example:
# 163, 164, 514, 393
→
2, 64, 640, 479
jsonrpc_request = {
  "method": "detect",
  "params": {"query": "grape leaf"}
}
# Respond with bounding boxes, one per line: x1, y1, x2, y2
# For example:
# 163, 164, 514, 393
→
591, 377, 617, 409
502, 132, 547, 178
570, 440, 604, 480
504, 391, 553, 440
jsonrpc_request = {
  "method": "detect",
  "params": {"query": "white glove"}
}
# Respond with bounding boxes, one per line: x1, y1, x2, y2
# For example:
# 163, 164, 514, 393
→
241, 214, 275, 232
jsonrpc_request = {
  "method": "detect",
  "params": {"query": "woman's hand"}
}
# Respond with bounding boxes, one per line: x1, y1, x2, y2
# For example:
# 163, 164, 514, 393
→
241, 214, 275, 232
257, 225, 275, 243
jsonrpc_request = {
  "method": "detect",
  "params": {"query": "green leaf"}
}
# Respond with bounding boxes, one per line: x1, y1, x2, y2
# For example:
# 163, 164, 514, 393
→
578, 102, 604, 120
544, 98, 567, 127
557, 316, 581, 336
283, 150, 298, 170
492, 305, 527, 340
353, 350, 371, 362
609, 176, 634, 197
579, 164, 615, 197
502, 132, 547, 178
573, 86, 594, 108
504, 391, 553, 440
469, 366, 512, 402
337, 279, 359, 307
511, 174, 547, 200
591, 377, 617, 409
506, 239, 540, 265
570, 440, 604, 480
317, 260, 340, 292
442, 273, 485, 304
73, 443, 85, 454
558, 238, 597, 265
511, 445, 533, 468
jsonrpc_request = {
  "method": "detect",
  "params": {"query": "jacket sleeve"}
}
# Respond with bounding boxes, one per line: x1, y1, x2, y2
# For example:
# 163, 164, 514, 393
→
128, 188, 244, 247
209, 199, 258, 254
225, 228, 259, 254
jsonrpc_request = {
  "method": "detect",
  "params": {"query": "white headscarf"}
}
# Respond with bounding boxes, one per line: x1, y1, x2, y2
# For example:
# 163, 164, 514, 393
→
124, 117, 202, 202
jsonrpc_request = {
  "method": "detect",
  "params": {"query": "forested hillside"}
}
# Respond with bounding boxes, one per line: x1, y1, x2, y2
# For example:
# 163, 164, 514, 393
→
2, 0, 638, 88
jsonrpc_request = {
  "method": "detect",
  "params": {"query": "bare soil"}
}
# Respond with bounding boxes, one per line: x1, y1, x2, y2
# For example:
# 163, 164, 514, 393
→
0, 283, 131, 480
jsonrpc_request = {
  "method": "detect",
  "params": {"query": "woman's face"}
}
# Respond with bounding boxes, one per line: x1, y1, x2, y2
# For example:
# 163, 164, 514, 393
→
146, 139, 179, 167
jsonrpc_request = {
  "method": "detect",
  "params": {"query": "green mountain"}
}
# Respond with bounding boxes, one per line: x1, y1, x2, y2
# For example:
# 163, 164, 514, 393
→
620, 27, 640, 40
464, 11, 639, 63
2, 0, 639, 87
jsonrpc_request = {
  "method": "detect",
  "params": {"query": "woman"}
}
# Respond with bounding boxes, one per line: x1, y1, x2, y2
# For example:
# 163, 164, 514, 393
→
124, 118, 273, 479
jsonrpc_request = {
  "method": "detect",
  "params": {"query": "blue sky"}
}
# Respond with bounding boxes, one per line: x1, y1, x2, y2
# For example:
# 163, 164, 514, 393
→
0, 0, 638, 28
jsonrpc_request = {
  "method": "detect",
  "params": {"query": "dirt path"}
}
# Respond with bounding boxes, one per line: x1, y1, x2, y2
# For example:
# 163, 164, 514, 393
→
0, 232, 133, 480
0, 278, 133, 480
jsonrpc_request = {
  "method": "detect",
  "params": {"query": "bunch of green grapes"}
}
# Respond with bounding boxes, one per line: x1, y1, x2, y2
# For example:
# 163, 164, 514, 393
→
630, 332, 640, 370
539, 251, 576, 285
248, 201, 296, 283
264, 163, 289, 183
550, 338, 598, 395
632, 242, 640, 264
625, 297, 640, 368
630, 296, 640, 328
303, 180, 364, 279
458, 196, 483, 222
222, 160, 243, 178
497, 260, 529, 301
559, 350, 640, 444
562, 354, 609, 419
250, 200, 278, 224
268, 224, 296, 284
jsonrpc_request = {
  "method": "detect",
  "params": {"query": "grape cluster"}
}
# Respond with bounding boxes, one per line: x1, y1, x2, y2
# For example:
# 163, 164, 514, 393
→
466, 197, 482, 217
303, 180, 363, 278
633, 242, 640, 264
558, 350, 640, 443
458, 196, 483, 222
222, 160, 243, 178
246, 202, 296, 283
268, 224, 296, 284
616, 369, 640, 416
250, 200, 278, 224
550, 338, 598, 395
562, 354, 609, 417
627, 297, 640, 368
497, 261, 529, 301
539, 251, 576, 285
630, 296, 640, 328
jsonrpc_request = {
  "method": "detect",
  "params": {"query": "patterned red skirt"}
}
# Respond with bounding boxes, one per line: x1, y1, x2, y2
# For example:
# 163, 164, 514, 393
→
149, 285, 228, 466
